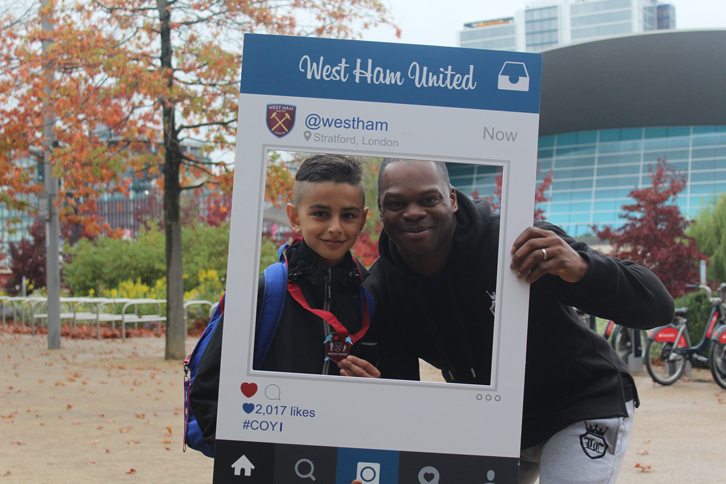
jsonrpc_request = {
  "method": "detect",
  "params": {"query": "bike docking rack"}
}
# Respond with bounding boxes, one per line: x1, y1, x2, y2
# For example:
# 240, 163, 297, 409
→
610, 324, 647, 374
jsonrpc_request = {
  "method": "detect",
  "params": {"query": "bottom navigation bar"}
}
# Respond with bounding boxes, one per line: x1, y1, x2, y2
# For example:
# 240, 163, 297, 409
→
213, 440, 518, 484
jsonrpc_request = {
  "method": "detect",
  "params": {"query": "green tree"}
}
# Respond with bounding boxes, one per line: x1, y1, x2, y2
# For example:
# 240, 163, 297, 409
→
688, 193, 726, 284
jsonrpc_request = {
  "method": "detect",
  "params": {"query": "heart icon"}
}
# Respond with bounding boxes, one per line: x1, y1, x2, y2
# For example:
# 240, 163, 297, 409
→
240, 382, 258, 398
242, 403, 254, 414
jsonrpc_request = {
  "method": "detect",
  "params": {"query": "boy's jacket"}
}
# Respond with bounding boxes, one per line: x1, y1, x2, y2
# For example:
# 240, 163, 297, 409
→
189, 241, 374, 445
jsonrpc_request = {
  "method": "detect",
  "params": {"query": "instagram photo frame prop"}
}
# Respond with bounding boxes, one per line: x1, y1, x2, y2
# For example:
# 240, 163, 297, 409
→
215, 34, 542, 483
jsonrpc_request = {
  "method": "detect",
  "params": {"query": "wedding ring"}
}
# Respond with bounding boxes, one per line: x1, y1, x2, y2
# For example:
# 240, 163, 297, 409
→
541, 248, 548, 261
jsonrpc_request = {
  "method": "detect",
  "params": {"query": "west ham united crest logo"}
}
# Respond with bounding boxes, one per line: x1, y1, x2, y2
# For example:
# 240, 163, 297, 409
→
267, 104, 296, 138
580, 423, 609, 459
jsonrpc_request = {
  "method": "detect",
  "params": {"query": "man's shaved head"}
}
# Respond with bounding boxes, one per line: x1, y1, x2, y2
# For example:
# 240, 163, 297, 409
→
378, 158, 450, 194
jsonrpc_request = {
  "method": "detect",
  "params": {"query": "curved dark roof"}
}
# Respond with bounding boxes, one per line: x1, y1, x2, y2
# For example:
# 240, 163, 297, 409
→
539, 30, 726, 136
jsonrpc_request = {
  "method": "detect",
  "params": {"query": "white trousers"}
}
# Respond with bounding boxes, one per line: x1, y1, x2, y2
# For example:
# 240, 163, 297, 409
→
519, 400, 635, 484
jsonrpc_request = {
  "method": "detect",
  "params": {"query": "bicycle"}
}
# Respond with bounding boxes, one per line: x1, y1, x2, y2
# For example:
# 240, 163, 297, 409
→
708, 285, 726, 390
645, 283, 726, 387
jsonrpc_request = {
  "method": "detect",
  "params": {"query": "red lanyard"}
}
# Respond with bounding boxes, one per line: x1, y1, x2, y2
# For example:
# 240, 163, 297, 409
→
286, 281, 370, 343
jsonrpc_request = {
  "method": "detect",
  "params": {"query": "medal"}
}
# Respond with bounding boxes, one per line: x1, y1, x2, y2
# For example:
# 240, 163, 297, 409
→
286, 281, 370, 364
324, 333, 352, 362
284, 254, 370, 365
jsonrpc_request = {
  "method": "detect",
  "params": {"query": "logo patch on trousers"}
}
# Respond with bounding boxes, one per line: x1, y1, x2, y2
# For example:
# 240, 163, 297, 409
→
580, 423, 609, 459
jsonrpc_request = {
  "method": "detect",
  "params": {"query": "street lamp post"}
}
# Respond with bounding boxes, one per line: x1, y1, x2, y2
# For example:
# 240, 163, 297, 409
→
41, 0, 61, 350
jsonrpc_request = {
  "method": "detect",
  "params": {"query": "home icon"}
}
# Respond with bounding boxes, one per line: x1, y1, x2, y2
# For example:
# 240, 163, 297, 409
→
232, 455, 255, 477
498, 62, 530, 92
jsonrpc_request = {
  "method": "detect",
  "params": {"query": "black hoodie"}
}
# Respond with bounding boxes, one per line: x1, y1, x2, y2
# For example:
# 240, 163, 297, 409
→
365, 193, 674, 449
190, 241, 372, 445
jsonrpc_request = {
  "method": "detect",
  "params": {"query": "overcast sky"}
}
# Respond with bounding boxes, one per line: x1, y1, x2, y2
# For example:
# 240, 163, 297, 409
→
363, 0, 726, 46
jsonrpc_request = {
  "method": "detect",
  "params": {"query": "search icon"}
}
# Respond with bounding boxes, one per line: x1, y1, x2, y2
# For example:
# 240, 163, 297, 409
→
295, 458, 316, 481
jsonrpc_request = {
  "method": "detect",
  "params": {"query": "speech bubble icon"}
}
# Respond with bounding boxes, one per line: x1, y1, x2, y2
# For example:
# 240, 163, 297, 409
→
265, 384, 281, 400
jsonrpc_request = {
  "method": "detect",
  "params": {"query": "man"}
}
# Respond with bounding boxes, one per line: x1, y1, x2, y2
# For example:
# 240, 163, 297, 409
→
356, 159, 674, 484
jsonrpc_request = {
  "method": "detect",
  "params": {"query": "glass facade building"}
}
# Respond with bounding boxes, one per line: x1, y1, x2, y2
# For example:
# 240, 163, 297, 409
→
458, 0, 675, 53
449, 126, 726, 237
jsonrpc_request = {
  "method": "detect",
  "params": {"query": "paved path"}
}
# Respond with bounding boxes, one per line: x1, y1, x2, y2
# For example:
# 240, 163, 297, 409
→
1, 334, 725, 483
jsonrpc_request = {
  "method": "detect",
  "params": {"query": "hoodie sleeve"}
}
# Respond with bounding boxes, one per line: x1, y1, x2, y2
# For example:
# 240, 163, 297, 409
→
534, 221, 675, 330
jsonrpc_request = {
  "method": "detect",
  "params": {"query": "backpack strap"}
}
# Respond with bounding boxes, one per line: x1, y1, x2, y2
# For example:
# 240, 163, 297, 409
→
360, 285, 375, 322
351, 257, 375, 322
253, 244, 289, 370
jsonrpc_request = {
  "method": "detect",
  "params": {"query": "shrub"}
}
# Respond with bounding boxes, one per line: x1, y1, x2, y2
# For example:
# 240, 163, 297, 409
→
64, 224, 230, 295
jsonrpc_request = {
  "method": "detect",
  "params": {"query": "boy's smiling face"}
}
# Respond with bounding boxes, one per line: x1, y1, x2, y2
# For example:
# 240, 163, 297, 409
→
286, 181, 368, 267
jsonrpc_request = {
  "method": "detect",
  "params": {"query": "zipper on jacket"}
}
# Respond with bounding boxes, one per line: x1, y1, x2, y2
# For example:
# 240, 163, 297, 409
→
322, 267, 332, 375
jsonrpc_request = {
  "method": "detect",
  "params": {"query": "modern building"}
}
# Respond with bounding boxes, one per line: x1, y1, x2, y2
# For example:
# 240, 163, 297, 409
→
0, 139, 214, 252
449, 29, 726, 237
459, 0, 675, 53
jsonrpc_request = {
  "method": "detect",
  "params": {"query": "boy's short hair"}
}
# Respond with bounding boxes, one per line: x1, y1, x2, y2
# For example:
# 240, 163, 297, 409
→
293, 154, 366, 206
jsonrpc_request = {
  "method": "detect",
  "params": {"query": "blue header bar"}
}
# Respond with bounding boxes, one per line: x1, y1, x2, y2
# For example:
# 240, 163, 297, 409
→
240, 34, 541, 114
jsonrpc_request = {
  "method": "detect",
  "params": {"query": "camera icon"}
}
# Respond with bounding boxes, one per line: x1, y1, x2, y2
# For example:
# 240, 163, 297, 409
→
356, 462, 380, 484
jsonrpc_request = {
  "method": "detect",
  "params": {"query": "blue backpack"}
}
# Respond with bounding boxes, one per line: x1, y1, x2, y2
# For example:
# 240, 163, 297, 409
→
183, 245, 374, 457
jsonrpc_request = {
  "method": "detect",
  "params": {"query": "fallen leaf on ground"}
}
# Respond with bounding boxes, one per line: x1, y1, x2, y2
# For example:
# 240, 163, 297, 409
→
126, 468, 136, 474
135, 414, 145, 418
161, 439, 172, 444
10, 441, 25, 445
636, 449, 649, 455
86, 440, 99, 445
634, 463, 653, 473
127, 440, 140, 445
66, 404, 72, 410
643, 440, 651, 444
119, 426, 132, 433
86, 461, 96, 465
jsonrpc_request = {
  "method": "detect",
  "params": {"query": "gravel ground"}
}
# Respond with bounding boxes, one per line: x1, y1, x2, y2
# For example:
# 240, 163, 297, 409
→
1, 333, 724, 483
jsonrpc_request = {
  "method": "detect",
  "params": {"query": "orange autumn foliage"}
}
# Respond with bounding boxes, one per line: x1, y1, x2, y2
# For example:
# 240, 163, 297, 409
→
0, 0, 398, 358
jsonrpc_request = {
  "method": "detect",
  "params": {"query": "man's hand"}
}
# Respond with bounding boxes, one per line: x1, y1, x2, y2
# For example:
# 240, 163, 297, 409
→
352, 481, 363, 484
510, 227, 589, 284
337, 355, 381, 378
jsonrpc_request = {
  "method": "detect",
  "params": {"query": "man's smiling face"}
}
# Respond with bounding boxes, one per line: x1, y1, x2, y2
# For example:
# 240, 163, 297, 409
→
378, 160, 458, 263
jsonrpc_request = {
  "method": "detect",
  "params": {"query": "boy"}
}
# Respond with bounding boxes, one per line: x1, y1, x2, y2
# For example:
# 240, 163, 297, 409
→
189, 154, 378, 448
